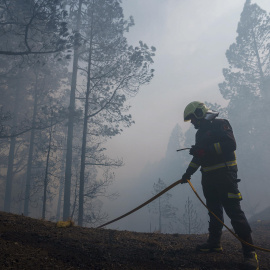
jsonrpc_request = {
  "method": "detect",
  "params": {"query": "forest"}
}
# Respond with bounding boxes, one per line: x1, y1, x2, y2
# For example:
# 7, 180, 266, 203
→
0, 0, 155, 227
0, 0, 270, 234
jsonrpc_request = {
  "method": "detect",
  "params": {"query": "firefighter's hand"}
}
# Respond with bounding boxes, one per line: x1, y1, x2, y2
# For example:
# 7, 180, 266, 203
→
181, 173, 191, 184
189, 145, 206, 158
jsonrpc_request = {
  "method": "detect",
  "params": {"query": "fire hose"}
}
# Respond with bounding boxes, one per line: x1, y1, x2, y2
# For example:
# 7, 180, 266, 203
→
97, 177, 270, 253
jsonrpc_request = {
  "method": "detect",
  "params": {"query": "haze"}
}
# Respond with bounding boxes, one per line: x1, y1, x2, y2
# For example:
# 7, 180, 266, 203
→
103, 0, 270, 231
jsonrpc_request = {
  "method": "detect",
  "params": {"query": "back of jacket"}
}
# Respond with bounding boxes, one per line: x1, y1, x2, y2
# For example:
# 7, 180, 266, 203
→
186, 118, 238, 175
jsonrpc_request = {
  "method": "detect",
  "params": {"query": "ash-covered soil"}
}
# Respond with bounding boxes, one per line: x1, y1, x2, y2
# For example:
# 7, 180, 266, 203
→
0, 211, 269, 269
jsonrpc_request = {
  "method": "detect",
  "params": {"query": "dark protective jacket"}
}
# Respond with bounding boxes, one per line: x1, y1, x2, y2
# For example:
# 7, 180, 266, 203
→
186, 118, 238, 176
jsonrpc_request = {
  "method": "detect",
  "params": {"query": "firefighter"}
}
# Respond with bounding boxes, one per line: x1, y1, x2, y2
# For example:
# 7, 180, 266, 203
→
181, 101, 259, 270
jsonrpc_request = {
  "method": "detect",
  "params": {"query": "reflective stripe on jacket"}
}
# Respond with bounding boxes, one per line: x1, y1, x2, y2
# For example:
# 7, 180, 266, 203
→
201, 159, 237, 172
185, 118, 238, 176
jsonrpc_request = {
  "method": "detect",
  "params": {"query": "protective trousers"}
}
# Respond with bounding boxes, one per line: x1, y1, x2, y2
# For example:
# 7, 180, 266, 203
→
201, 169, 255, 254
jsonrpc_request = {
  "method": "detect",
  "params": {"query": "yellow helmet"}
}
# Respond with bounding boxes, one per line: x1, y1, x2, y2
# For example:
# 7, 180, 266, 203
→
184, 101, 218, 122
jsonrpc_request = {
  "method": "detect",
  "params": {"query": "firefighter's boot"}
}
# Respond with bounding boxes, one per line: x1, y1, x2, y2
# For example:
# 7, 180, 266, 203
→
241, 234, 259, 270
243, 252, 259, 270
196, 235, 222, 253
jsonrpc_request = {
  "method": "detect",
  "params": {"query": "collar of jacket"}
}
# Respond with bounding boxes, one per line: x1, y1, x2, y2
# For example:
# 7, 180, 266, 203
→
198, 119, 212, 130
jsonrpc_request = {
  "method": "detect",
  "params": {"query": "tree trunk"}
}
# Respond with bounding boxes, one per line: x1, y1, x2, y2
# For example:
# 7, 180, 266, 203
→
78, 45, 93, 226
56, 179, 63, 221
158, 197, 162, 232
56, 180, 63, 221
4, 87, 19, 212
188, 197, 191, 234
23, 76, 39, 216
56, 146, 66, 221
63, 0, 83, 221
77, 5, 95, 226
4, 137, 16, 212
71, 167, 80, 220
42, 123, 52, 219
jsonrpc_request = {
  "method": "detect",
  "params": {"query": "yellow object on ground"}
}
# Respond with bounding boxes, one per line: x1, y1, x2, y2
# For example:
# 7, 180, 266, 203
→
56, 220, 75, 228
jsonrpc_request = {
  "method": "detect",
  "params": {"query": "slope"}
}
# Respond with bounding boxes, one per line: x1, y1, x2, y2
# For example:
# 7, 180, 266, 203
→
0, 212, 269, 269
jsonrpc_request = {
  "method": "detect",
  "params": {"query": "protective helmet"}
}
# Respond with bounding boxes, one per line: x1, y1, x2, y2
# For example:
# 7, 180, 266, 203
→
183, 101, 219, 122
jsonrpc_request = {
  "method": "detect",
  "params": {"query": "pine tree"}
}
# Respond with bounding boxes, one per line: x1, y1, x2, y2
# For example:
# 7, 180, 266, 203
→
148, 178, 178, 233
180, 196, 202, 234
218, 0, 270, 212
0, 0, 69, 56
75, 0, 155, 226
219, 0, 270, 103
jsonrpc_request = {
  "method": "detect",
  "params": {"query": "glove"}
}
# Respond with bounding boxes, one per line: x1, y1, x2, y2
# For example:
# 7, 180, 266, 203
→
189, 145, 206, 158
181, 173, 191, 184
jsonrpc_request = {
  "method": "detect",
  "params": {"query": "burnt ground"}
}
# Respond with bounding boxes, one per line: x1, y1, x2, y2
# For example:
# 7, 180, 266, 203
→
0, 212, 269, 270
